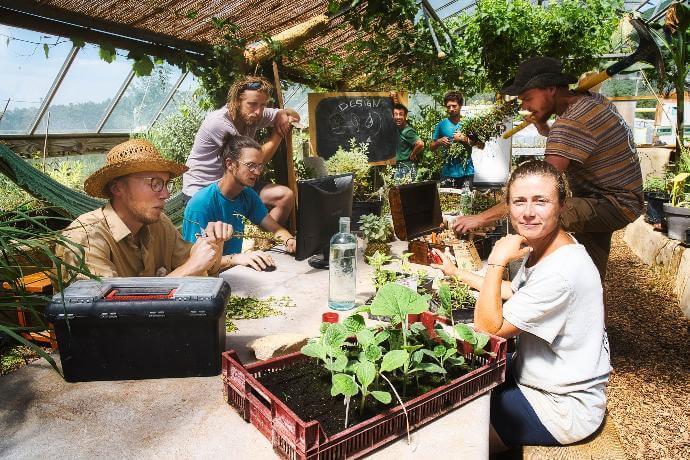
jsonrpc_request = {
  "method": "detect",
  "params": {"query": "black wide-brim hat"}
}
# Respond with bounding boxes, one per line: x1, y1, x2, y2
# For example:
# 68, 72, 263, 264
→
501, 57, 578, 96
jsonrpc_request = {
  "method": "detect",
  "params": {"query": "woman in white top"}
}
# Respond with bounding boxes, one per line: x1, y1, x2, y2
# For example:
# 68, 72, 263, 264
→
433, 160, 611, 451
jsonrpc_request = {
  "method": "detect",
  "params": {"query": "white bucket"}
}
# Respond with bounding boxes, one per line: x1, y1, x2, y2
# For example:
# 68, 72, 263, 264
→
471, 120, 512, 186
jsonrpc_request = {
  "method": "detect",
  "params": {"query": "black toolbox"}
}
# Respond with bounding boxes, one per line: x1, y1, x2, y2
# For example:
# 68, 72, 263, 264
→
389, 181, 482, 268
46, 277, 230, 382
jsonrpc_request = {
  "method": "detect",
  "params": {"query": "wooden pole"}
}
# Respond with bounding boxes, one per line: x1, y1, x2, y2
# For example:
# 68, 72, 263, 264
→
272, 61, 298, 233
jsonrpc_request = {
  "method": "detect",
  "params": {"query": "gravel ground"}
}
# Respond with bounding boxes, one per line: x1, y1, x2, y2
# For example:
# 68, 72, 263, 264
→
605, 231, 690, 459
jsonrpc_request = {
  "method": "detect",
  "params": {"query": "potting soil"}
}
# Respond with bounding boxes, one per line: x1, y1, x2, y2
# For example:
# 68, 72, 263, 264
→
257, 359, 478, 437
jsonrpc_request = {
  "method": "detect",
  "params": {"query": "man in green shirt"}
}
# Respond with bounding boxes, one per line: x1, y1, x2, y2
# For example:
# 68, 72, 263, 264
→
393, 103, 424, 180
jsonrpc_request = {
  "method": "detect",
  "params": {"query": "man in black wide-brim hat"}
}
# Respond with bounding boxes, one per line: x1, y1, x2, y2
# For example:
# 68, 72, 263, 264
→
452, 56, 643, 279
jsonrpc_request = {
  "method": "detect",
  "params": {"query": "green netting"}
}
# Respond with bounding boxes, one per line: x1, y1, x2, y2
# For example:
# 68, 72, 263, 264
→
0, 144, 186, 225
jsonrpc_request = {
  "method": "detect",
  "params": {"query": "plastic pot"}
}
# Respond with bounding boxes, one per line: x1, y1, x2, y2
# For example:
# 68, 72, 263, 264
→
645, 191, 670, 224
663, 203, 690, 241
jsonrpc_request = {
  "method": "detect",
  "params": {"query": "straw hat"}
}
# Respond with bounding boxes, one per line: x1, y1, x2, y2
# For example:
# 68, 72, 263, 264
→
84, 139, 188, 198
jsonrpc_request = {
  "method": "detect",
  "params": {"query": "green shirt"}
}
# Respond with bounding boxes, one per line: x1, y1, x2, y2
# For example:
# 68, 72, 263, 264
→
396, 125, 420, 162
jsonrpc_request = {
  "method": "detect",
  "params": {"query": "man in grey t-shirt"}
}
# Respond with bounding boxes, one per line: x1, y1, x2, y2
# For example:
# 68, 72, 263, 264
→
182, 76, 300, 224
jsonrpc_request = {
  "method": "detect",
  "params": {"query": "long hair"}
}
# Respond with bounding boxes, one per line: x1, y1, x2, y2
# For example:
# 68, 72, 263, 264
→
226, 76, 273, 121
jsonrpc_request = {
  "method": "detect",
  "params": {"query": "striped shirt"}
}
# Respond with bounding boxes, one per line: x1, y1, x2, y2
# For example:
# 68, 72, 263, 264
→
546, 92, 643, 221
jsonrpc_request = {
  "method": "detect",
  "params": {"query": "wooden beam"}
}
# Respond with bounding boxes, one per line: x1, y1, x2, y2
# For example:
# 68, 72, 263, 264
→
0, 5, 210, 63
1, 133, 128, 157
272, 61, 297, 233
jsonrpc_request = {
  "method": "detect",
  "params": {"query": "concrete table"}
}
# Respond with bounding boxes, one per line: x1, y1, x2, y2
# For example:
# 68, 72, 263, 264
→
0, 240, 490, 459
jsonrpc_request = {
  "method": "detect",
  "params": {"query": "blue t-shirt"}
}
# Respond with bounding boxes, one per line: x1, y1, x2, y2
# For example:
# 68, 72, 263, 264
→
182, 182, 269, 255
432, 118, 474, 178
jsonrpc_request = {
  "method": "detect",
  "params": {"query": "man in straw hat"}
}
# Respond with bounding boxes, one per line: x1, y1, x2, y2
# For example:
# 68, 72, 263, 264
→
57, 139, 233, 279
183, 135, 296, 272
452, 56, 642, 278
182, 75, 300, 225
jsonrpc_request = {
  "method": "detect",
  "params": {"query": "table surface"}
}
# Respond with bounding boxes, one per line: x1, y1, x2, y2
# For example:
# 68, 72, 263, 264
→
0, 240, 490, 460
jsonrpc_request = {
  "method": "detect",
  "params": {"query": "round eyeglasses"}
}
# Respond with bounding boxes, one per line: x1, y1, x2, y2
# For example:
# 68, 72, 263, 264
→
140, 177, 173, 193
239, 161, 266, 173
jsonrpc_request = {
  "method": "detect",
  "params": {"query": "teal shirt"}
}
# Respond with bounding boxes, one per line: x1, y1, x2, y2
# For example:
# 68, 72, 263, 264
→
182, 182, 268, 255
432, 118, 474, 178
396, 124, 420, 162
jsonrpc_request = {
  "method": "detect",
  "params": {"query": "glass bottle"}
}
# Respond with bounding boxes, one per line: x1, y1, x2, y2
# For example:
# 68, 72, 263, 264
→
328, 217, 357, 311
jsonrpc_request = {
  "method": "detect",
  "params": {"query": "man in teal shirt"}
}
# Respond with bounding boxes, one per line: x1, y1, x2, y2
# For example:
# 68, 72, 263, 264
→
183, 136, 296, 272
393, 103, 424, 180
430, 91, 474, 188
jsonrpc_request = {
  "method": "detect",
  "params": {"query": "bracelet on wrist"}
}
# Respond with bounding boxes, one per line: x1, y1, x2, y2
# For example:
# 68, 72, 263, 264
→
487, 263, 507, 270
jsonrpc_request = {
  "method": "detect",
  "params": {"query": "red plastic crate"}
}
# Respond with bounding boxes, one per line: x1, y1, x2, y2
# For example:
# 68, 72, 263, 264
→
222, 334, 506, 460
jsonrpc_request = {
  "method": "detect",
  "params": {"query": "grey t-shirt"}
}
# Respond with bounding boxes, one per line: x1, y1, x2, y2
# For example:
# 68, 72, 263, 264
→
505, 242, 611, 444
182, 107, 279, 197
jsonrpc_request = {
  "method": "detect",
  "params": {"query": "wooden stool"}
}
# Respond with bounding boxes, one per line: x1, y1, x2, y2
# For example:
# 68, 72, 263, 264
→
2, 272, 57, 350
522, 413, 627, 460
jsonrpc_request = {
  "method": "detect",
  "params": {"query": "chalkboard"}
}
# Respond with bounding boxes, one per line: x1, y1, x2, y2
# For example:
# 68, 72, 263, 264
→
308, 92, 407, 164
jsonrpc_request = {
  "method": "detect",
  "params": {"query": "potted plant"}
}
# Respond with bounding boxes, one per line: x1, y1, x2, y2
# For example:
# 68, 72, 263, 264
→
662, 169, 690, 240
643, 175, 671, 224
221, 283, 506, 460
325, 139, 381, 231
359, 213, 393, 258
434, 277, 476, 326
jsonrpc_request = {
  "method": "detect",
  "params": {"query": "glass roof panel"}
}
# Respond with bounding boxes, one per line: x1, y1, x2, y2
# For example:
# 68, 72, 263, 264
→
101, 63, 183, 133
0, 25, 74, 134
34, 43, 132, 134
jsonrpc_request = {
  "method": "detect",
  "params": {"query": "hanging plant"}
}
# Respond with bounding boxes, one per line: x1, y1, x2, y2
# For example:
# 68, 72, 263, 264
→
460, 100, 519, 146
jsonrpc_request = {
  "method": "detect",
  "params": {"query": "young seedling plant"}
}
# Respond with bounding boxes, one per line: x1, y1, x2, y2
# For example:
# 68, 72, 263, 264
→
300, 283, 492, 435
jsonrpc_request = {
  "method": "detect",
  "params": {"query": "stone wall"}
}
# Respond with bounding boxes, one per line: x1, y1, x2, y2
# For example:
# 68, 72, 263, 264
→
624, 217, 690, 319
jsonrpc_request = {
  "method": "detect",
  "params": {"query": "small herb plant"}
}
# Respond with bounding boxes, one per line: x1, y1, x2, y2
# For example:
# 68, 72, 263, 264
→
302, 282, 492, 426
436, 278, 475, 323
359, 214, 393, 258
325, 139, 374, 201
643, 176, 668, 194
460, 100, 518, 147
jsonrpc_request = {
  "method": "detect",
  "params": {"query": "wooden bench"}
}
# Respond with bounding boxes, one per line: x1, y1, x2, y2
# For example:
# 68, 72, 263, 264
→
522, 414, 627, 460
2, 271, 57, 349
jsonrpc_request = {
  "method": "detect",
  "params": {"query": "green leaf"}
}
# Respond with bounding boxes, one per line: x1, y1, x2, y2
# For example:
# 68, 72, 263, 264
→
439, 283, 452, 310
454, 323, 478, 346
380, 349, 408, 372
433, 345, 447, 358
43, 43, 49, 59
443, 348, 457, 361
436, 327, 456, 347
300, 341, 328, 361
98, 44, 116, 63
409, 322, 426, 335
374, 330, 389, 344
343, 314, 365, 334
447, 356, 466, 367
356, 328, 375, 346
331, 373, 359, 397
356, 359, 376, 389
326, 354, 348, 372
324, 323, 348, 348
370, 283, 430, 325
411, 349, 424, 365
364, 343, 382, 362
474, 332, 490, 354
371, 390, 392, 404
417, 362, 447, 374
131, 55, 154, 76
70, 38, 85, 48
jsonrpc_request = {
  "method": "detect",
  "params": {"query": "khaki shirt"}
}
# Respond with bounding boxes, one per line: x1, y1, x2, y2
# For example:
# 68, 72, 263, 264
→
57, 203, 192, 280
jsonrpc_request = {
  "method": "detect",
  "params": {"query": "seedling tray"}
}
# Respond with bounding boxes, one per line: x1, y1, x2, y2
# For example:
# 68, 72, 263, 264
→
222, 334, 506, 460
